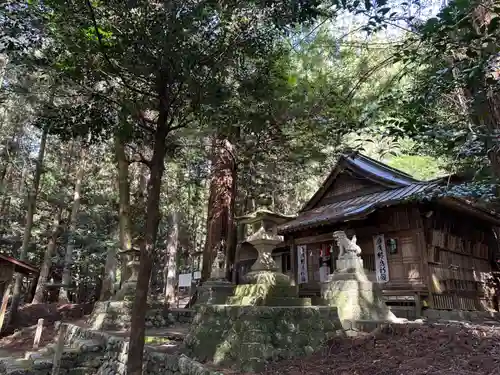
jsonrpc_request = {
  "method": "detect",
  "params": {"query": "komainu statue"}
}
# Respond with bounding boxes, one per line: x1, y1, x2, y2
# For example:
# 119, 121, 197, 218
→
209, 249, 226, 280
333, 231, 361, 258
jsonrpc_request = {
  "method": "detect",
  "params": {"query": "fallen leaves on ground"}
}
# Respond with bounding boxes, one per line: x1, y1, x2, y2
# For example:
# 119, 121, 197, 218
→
233, 322, 500, 375
0, 302, 92, 355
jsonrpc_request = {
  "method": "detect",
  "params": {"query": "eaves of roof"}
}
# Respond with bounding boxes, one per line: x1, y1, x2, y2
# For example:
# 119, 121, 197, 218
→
278, 182, 438, 234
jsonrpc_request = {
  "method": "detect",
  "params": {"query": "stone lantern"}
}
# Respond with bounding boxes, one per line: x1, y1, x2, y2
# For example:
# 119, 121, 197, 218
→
113, 248, 141, 301
236, 209, 295, 284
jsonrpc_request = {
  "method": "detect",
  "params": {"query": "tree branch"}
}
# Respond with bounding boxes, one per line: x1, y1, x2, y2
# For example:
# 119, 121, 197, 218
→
125, 144, 151, 167
84, 0, 156, 99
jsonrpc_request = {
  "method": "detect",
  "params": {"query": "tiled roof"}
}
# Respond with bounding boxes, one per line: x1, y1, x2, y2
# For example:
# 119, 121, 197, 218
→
301, 151, 421, 212
342, 153, 419, 186
278, 182, 438, 234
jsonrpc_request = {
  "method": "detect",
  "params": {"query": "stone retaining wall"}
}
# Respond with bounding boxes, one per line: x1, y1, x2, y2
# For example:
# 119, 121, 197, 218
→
185, 305, 341, 372
168, 308, 195, 324
64, 324, 218, 375
88, 302, 194, 331
0, 324, 218, 375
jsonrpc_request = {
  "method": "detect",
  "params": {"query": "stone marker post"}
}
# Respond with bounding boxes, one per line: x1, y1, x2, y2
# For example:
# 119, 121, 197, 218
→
51, 322, 67, 375
33, 318, 44, 349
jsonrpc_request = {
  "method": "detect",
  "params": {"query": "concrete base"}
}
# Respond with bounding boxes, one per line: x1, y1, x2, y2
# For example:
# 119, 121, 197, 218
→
320, 268, 404, 331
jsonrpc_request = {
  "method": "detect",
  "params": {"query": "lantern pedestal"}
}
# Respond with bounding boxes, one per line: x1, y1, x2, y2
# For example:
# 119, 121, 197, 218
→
113, 249, 141, 301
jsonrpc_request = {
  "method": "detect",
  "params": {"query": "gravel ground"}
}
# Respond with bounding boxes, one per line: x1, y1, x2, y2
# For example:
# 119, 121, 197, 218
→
229, 321, 500, 375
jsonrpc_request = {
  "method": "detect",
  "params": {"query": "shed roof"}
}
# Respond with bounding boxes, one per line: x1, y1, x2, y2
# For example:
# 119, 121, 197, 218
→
0, 253, 39, 276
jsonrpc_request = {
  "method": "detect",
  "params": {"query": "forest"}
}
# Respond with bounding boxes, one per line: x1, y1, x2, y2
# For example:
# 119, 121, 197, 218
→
0, 0, 499, 373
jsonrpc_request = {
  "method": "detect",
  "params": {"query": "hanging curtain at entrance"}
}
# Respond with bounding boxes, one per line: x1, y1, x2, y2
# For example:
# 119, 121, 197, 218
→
373, 234, 390, 283
297, 245, 308, 284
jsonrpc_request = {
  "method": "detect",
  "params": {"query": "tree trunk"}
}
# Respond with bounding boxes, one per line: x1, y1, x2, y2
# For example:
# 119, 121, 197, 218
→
0, 130, 21, 187
164, 211, 179, 303
58, 144, 87, 303
100, 136, 131, 300
32, 143, 74, 304
116, 137, 133, 286
32, 206, 64, 304
10, 127, 48, 319
0, 54, 7, 89
99, 246, 117, 301
201, 136, 237, 281
126, 110, 168, 375
0, 167, 13, 234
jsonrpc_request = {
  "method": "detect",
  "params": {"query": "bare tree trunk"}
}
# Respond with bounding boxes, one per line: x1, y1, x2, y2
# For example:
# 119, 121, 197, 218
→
0, 126, 23, 187
116, 137, 132, 286
32, 143, 74, 303
201, 136, 237, 280
164, 211, 179, 303
58, 144, 87, 303
0, 54, 7, 89
126, 109, 168, 375
32, 206, 64, 304
100, 136, 131, 300
10, 127, 48, 320
0, 167, 12, 234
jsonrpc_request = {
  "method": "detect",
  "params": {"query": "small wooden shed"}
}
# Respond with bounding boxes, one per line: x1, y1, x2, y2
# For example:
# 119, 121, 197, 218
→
0, 253, 39, 330
0, 253, 39, 296
277, 151, 500, 318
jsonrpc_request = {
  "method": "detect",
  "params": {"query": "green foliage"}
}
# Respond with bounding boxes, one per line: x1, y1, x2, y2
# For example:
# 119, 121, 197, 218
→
385, 154, 445, 181
358, 0, 500, 196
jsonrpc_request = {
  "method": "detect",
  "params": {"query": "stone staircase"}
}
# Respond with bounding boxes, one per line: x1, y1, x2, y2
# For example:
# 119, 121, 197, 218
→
0, 336, 105, 375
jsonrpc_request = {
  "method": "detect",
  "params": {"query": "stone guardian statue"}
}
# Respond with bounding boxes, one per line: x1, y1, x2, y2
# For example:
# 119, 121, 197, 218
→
332, 230, 363, 270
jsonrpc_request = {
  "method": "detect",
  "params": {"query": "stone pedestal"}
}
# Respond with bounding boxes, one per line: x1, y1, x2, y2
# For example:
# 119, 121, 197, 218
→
113, 249, 140, 301
320, 255, 403, 334
249, 238, 280, 272
196, 250, 237, 305
196, 280, 235, 305
336, 253, 364, 271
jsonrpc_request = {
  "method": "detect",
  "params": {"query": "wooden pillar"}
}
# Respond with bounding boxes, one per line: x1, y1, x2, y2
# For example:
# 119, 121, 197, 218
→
0, 281, 6, 299
414, 292, 421, 318
290, 241, 298, 294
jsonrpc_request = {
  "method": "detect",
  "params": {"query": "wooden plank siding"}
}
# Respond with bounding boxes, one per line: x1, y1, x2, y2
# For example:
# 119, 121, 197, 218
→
280, 152, 499, 313
423, 206, 497, 311
314, 172, 383, 208
288, 201, 498, 312
288, 204, 429, 297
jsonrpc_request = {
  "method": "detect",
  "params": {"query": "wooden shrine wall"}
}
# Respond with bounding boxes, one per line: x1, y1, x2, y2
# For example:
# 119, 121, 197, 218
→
314, 172, 383, 208
292, 204, 427, 294
425, 208, 496, 311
